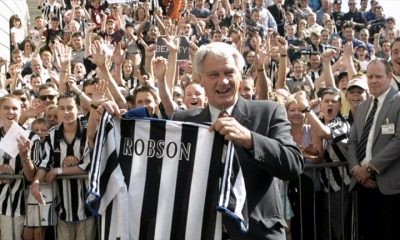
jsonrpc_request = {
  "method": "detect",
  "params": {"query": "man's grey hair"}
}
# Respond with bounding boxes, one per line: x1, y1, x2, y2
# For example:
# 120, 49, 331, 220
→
192, 42, 245, 79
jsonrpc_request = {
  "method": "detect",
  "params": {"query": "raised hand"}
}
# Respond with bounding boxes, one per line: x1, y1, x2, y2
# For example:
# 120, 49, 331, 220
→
17, 135, 30, 159
255, 46, 270, 69
91, 79, 108, 105
321, 49, 336, 63
59, 44, 72, 68
153, 57, 168, 81
91, 40, 107, 67
65, 74, 80, 92
113, 42, 125, 65
275, 36, 288, 55
162, 32, 180, 53
343, 42, 354, 58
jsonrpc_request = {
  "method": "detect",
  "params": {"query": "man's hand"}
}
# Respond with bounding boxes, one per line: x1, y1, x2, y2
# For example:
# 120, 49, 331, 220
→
343, 42, 354, 58
294, 91, 309, 110
275, 36, 288, 55
361, 179, 378, 189
351, 165, 371, 184
91, 40, 107, 68
44, 168, 59, 183
210, 116, 253, 149
113, 42, 125, 66
321, 49, 336, 64
17, 136, 31, 161
153, 57, 168, 82
59, 44, 72, 68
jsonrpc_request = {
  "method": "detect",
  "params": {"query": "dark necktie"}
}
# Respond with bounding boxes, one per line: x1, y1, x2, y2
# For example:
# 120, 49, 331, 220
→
356, 98, 378, 163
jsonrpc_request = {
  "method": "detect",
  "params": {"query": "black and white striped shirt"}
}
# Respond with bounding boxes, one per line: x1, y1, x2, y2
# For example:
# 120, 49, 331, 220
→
43, 120, 92, 222
87, 113, 248, 240
0, 128, 40, 217
320, 116, 351, 192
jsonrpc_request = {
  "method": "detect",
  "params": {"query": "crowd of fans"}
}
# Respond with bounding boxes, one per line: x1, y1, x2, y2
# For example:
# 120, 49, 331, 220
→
0, 0, 399, 239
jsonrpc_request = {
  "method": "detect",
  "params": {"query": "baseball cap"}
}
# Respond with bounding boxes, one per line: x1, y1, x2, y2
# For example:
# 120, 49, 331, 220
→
333, 0, 342, 4
347, 77, 368, 91
106, 17, 115, 24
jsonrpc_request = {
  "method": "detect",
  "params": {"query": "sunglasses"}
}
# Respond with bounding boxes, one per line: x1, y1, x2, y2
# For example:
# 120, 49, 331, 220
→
39, 95, 57, 101
20, 97, 28, 102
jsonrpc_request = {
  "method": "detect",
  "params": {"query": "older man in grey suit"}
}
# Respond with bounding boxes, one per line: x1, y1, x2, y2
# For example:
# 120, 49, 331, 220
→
172, 42, 304, 239
348, 58, 400, 240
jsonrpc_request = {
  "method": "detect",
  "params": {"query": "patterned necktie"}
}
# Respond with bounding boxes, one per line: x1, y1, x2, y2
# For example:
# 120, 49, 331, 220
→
356, 98, 379, 163
218, 110, 230, 118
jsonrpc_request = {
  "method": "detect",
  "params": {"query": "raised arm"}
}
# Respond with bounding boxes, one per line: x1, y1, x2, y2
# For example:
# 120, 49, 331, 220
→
321, 49, 339, 91
342, 42, 357, 80
92, 40, 127, 109
255, 44, 272, 100
295, 91, 332, 139
275, 36, 288, 90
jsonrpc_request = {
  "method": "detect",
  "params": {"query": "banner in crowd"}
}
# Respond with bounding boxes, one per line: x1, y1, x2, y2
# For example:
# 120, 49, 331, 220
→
155, 36, 190, 60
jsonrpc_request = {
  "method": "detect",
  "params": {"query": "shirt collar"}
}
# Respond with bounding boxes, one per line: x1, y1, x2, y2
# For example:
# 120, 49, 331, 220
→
209, 99, 238, 122
375, 87, 391, 104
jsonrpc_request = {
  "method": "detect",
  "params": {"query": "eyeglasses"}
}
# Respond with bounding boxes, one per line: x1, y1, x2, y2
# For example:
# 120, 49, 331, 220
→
20, 97, 27, 102
349, 3, 356, 5
39, 95, 57, 101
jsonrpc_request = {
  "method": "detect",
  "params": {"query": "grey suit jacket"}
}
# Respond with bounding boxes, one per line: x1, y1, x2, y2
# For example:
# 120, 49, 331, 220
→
348, 87, 400, 194
172, 97, 304, 238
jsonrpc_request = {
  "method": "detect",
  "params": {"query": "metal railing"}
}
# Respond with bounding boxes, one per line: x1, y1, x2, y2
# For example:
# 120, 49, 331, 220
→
1, 162, 357, 240
0, 174, 95, 240
287, 162, 354, 240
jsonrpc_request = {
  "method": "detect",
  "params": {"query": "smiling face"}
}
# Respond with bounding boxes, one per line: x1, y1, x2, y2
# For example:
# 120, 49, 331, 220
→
199, 54, 240, 110
391, 40, 400, 74
346, 86, 367, 109
239, 78, 254, 100
286, 102, 305, 126
0, 97, 21, 130
183, 83, 206, 109
135, 91, 158, 115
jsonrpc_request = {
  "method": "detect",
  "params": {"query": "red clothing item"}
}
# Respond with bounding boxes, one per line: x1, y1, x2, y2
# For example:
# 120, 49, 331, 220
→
163, 0, 182, 21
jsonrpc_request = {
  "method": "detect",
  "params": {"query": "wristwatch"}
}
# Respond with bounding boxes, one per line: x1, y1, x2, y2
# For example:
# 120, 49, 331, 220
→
301, 106, 312, 113
56, 168, 63, 175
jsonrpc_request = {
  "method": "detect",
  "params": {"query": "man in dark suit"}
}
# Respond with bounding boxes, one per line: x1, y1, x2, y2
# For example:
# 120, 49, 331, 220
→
348, 58, 400, 240
172, 42, 304, 239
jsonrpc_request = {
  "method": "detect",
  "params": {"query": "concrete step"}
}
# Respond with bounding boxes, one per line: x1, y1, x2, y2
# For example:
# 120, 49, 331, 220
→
26, 0, 41, 25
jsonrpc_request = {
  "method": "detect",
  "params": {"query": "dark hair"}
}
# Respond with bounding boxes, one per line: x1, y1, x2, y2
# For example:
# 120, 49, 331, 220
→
318, 87, 341, 100
58, 91, 80, 105
12, 89, 31, 100
22, 39, 36, 52
343, 21, 355, 30
387, 17, 396, 24
132, 85, 159, 106
32, 118, 49, 128
82, 77, 99, 91
9, 14, 21, 29
390, 37, 400, 51
39, 83, 57, 92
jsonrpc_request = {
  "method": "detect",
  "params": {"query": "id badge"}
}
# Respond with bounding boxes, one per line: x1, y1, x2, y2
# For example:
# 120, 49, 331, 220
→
382, 123, 395, 135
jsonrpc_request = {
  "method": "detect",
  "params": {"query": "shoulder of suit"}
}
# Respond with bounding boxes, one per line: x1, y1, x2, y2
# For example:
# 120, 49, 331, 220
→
239, 99, 283, 116
171, 108, 204, 121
